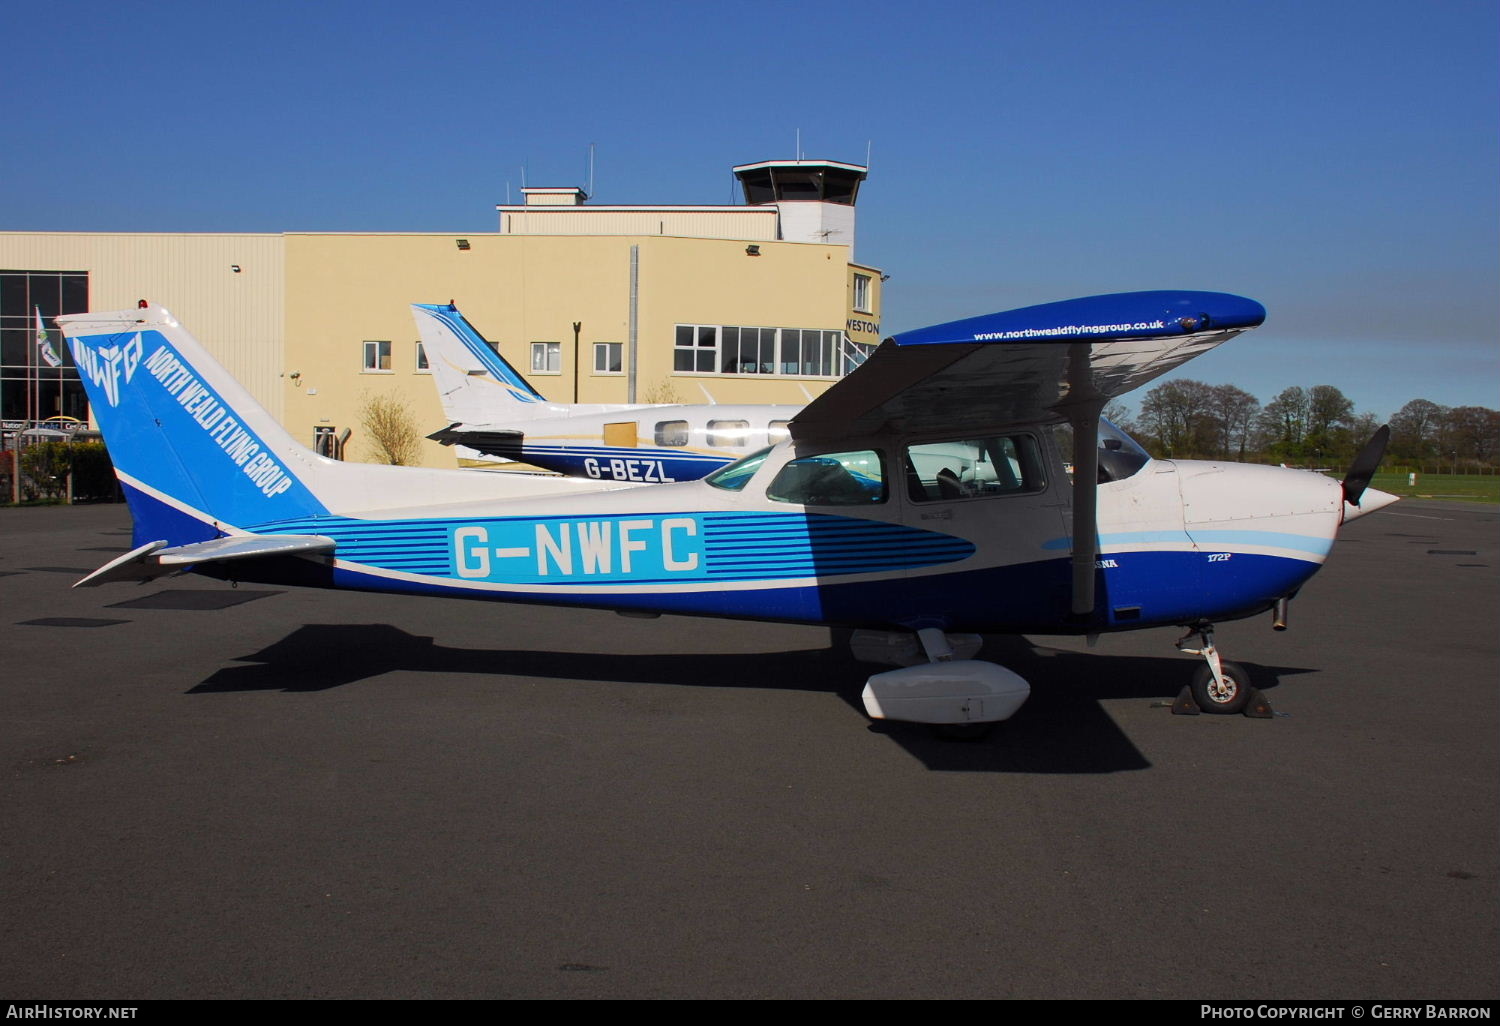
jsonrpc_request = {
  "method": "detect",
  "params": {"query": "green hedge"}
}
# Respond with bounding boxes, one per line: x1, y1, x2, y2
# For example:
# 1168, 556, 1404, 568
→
10, 441, 120, 503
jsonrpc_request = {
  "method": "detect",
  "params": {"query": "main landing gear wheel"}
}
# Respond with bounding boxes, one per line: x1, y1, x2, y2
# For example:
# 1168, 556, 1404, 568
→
1189, 659, 1251, 715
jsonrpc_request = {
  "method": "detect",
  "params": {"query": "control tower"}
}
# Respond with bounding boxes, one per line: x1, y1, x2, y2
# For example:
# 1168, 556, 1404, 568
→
732, 159, 868, 251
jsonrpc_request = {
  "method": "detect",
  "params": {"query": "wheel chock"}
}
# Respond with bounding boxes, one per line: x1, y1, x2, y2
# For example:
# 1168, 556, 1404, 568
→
1170, 685, 1200, 715
1241, 687, 1274, 719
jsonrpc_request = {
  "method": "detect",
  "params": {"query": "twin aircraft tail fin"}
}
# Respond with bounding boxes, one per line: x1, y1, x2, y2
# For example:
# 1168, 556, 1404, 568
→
411, 303, 563, 425
57, 305, 332, 549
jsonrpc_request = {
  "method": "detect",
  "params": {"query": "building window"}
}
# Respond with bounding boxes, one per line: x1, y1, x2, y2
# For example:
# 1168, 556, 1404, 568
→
593, 342, 622, 374
720, 326, 776, 374
840, 337, 876, 375
1, 270, 89, 425
853, 274, 872, 314
530, 341, 561, 373
415, 341, 430, 373
673, 323, 846, 378
674, 324, 718, 373
362, 340, 392, 372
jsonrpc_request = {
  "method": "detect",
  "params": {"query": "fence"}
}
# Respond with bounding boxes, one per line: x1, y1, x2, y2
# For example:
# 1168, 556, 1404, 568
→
1, 438, 121, 505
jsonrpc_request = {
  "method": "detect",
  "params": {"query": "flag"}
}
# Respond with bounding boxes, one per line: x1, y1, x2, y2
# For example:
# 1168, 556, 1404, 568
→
35, 307, 63, 369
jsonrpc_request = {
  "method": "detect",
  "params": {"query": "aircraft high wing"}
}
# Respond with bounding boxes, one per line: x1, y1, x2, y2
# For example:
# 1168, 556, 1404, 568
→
59, 291, 1397, 734
414, 302, 803, 482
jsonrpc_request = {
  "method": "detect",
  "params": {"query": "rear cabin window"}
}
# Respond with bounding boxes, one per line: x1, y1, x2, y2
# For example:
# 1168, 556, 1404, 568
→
767, 450, 886, 506
904, 435, 1046, 502
654, 420, 689, 447
707, 419, 751, 448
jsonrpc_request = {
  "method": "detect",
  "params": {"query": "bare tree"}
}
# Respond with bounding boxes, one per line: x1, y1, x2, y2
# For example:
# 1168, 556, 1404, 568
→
1444, 406, 1500, 464
1306, 384, 1356, 457
641, 379, 682, 405
1256, 386, 1310, 461
1139, 379, 1213, 456
359, 392, 422, 466
1208, 384, 1260, 460
1389, 399, 1445, 462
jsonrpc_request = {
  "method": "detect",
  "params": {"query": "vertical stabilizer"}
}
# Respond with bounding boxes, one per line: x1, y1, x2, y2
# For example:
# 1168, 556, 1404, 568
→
58, 306, 331, 547
412, 303, 567, 424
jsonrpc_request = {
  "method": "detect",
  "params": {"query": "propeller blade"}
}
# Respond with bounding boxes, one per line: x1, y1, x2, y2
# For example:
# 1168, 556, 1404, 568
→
1342, 425, 1390, 506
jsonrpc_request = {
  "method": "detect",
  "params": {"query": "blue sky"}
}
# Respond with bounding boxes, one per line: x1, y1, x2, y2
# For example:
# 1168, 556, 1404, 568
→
6, 0, 1496, 420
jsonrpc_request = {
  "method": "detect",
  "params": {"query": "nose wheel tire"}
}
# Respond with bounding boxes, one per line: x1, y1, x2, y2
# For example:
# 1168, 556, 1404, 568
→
1190, 660, 1251, 714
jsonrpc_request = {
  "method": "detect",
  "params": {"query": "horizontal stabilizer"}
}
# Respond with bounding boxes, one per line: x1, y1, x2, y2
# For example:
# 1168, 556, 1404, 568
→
74, 534, 336, 588
426, 424, 525, 453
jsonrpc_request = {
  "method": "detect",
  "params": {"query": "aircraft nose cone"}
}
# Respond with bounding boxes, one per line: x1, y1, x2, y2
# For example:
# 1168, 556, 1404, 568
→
1344, 487, 1399, 522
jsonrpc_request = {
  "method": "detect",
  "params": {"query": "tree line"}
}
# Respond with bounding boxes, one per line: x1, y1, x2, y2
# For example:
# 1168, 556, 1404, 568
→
1113, 382, 1500, 470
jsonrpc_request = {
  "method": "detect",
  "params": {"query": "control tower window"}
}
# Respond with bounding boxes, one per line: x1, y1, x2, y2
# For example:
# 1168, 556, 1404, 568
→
776, 172, 823, 200
739, 171, 777, 205
822, 174, 858, 204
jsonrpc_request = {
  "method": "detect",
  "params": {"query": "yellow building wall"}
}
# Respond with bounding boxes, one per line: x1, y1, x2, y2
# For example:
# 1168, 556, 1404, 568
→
846, 263, 883, 346
632, 235, 855, 406
284, 233, 875, 468
4, 231, 882, 470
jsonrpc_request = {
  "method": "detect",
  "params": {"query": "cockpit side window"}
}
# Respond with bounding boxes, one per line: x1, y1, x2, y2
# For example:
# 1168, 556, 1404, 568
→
766, 450, 886, 506
705, 447, 772, 491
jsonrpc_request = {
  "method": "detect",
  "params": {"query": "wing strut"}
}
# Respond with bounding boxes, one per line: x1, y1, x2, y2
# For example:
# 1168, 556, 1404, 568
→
1064, 342, 1103, 617
1067, 405, 1103, 616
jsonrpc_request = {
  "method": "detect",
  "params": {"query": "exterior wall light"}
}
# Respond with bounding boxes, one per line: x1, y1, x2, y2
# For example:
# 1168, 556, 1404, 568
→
456, 239, 471, 250
745, 245, 760, 256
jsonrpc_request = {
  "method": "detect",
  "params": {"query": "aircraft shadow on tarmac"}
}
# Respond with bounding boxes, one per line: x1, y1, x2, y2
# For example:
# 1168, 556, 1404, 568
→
189, 624, 1314, 774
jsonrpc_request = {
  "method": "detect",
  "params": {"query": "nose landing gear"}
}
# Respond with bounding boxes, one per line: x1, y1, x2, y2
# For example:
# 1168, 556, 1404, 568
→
1171, 624, 1274, 718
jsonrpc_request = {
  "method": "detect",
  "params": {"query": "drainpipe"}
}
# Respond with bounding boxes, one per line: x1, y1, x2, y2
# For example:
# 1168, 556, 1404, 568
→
628, 245, 639, 403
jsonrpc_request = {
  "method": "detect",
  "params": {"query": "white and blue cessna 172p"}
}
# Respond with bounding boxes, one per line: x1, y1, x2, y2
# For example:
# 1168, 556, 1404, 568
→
59, 291, 1397, 731
414, 302, 806, 482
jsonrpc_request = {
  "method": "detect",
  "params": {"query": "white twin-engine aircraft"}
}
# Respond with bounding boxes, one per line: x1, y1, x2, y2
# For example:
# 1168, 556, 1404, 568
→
413, 302, 803, 482
60, 291, 1397, 733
